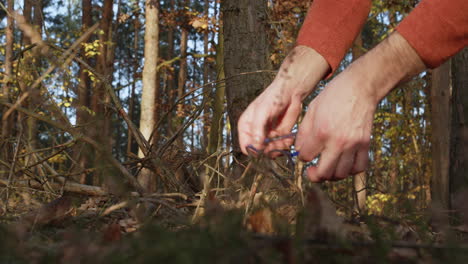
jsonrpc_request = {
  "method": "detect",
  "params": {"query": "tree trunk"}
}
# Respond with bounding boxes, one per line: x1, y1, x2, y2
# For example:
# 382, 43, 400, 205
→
138, 0, 160, 192
127, 0, 141, 156
75, 0, 94, 184
91, 0, 114, 185
26, 0, 43, 150
166, 0, 176, 136
176, 25, 188, 147
1, 0, 14, 179
449, 48, 468, 224
431, 48, 468, 227
202, 0, 210, 149
22, 0, 32, 45
351, 32, 366, 214
222, 0, 271, 176
174, 13, 189, 185
431, 61, 452, 219
206, 20, 225, 160
19, 0, 35, 149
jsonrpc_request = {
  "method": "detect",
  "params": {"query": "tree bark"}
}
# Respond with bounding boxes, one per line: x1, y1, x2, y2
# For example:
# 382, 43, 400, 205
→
207, 20, 225, 159
449, 48, 468, 223
75, 0, 94, 184
90, 0, 114, 185
26, 0, 43, 150
351, 32, 367, 214
202, 0, 210, 149
127, 0, 141, 156
138, 0, 160, 192
222, 0, 271, 176
166, 0, 176, 136
431, 48, 468, 226
176, 22, 188, 147
1, 0, 14, 179
173, 3, 189, 185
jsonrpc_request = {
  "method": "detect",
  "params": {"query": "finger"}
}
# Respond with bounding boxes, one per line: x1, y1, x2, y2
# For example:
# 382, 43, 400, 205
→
351, 147, 369, 174
295, 101, 326, 161
265, 102, 302, 153
266, 137, 295, 158
296, 134, 324, 163
306, 146, 341, 182
333, 150, 355, 180
264, 133, 296, 158
238, 111, 268, 155
268, 99, 302, 136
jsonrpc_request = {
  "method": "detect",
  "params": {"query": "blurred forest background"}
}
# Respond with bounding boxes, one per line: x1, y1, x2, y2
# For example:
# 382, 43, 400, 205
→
1, 0, 468, 262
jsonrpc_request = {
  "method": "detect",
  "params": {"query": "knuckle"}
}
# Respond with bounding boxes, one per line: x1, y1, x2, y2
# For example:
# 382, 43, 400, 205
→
355, 136, 370, 148
315, 126, 330, 141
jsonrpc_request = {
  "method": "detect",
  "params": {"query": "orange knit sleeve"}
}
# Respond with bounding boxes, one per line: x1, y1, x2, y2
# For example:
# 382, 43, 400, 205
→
396, 0, 468, 68
296, 0, 371, 79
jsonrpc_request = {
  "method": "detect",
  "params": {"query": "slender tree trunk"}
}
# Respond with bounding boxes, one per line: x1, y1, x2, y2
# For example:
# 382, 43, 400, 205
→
449, 48, 468, 224
138, 0, 160, 192
127, 0, 140, 156
173, 14, 189, 185
166, 0, 176, 136
431, 61, 451, 219
223, 0, 271, 177
33, 0, 42, 31
430, 49, 468, 226
202, 0, 210, 149
1, 0, 14, 179
351, 32, 367, 214
206, 20, 225, 159
91, 0, 114, 185
2, 0, 14, 136
26, 0, 43, 151
389, 96, 400, 194
75, 0, 94, 184
176, 23, 188, 147
18, 0, 36, 155
22, 0, 32, 45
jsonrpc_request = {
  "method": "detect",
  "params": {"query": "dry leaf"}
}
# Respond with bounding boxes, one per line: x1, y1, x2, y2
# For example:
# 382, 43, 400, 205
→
191, 18, 208, 30
246, 208, 274, 234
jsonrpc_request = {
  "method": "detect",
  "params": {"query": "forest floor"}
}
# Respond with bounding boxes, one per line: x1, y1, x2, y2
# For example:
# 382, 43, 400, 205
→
1, 181, 468, 263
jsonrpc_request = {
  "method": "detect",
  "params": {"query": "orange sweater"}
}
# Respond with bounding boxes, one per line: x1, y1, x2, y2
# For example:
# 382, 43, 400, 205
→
296, 0, 468, 78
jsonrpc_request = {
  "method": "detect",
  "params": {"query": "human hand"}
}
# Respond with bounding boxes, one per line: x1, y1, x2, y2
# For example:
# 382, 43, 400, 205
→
295, 68, 376, 182
238, 46, 329, 154
295, 32, 425, 182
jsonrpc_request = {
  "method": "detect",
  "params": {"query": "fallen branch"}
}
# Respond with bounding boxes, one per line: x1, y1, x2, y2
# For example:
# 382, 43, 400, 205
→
0, 178, 192, 200
0, 102, 145, 195
0, 178, 106, 196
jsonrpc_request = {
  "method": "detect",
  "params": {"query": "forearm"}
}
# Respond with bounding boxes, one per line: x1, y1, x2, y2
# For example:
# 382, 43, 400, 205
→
273, 46, 329, 100
348, 32, 426, 104
297, 0, 371, 78
396, 0, 468, 68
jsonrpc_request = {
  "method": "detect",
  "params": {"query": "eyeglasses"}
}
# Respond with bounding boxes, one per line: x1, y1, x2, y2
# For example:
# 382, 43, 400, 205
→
246, 133, 300, 187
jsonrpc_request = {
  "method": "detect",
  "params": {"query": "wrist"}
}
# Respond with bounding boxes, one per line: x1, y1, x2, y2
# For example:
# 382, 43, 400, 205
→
273, 45, 330, 100
350, 32, 426, 104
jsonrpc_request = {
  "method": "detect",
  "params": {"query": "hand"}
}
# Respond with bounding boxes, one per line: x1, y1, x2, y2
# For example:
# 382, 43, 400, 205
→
238, 82, 303, 154
238, 46, 329, 154
295, 68, 376, 182
295, 32, 426, 182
